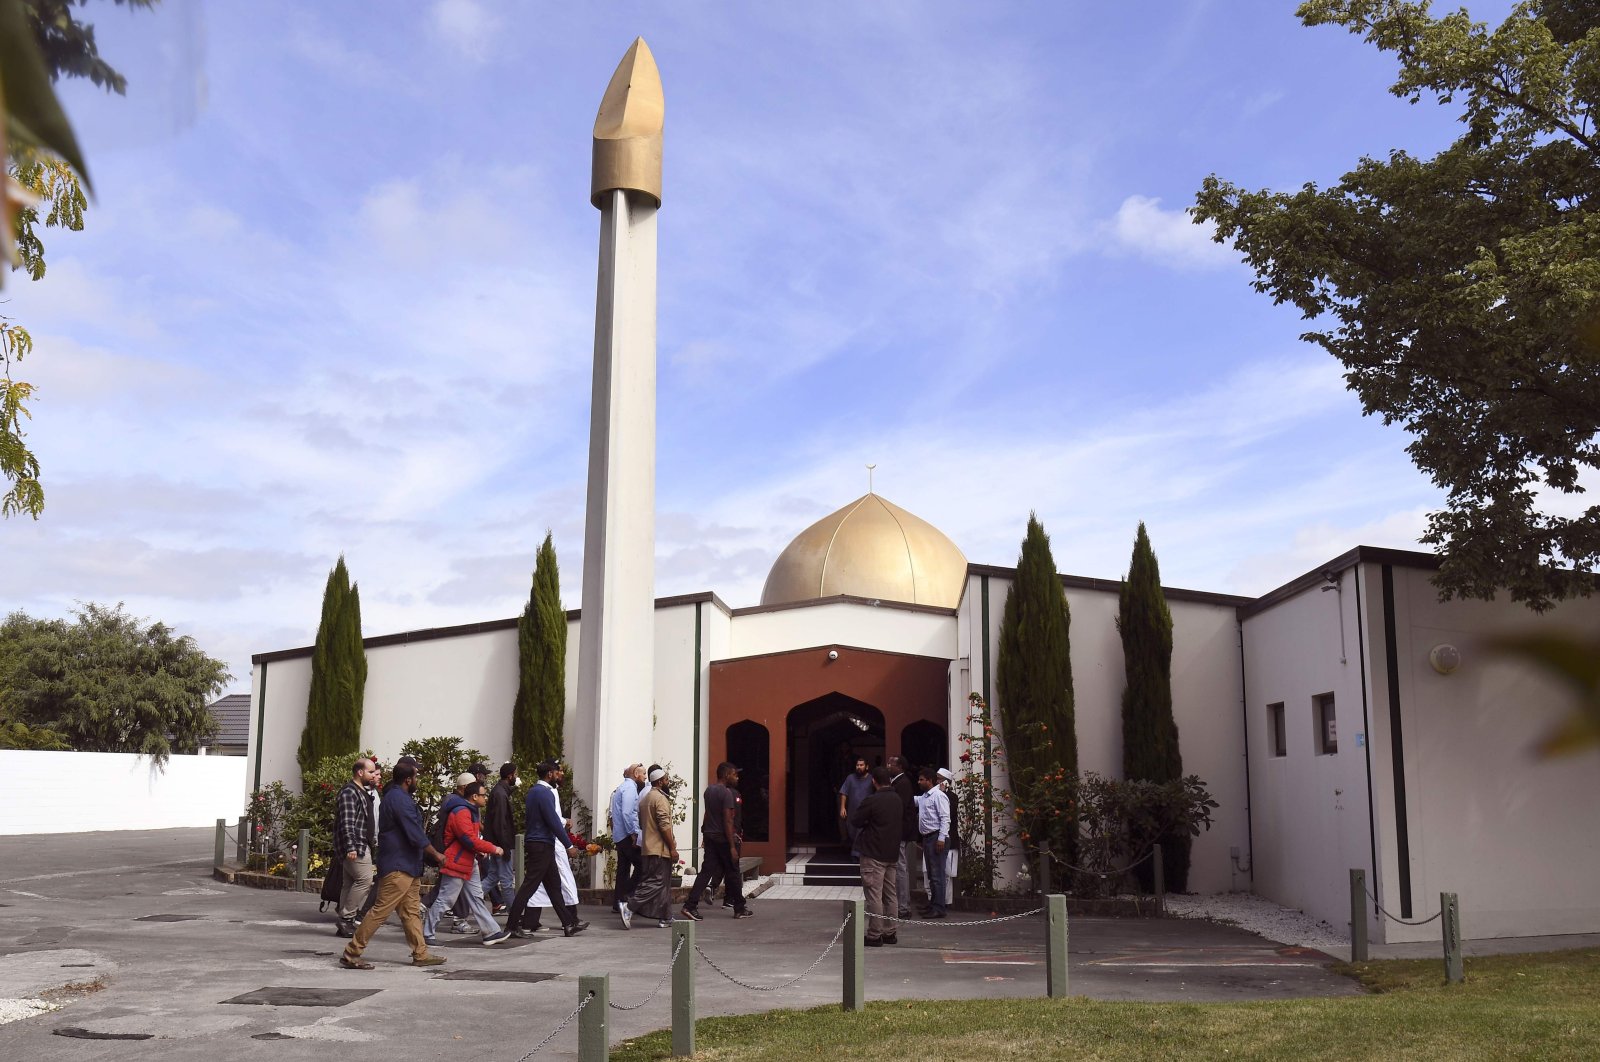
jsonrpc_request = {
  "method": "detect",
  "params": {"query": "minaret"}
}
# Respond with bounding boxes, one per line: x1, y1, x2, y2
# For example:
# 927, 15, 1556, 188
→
574, 39, 663, 821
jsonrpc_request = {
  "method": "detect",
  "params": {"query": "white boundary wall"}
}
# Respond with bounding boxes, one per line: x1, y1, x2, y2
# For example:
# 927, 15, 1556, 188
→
0, 750, 247, 835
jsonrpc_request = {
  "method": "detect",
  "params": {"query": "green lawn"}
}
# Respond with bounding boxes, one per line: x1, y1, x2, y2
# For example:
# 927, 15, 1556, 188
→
611, 949, 1600, 1061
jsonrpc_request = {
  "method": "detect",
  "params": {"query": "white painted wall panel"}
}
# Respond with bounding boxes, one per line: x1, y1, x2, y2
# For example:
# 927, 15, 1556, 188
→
0, 750, 246, 834
729, 602, 956, 661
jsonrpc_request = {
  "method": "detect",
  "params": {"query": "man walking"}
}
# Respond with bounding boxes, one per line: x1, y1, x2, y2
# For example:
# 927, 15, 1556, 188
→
483, 762, 518, 912
339, 762, 447, 970
608, 763, 644, 913
680, 762, 752, 920
938, 767, 960, 908
837, 757, 873, 854
915, 768, 950, 918
848, 766, 902, 946
619, 765, 677, 929
887, 756, 918, 918
332, 757, 379, 938
505, 760, 588, 939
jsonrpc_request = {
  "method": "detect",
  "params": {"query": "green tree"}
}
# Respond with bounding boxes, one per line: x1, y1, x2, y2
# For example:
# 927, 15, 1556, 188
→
0, 603, 228, 763
3, 0, 155, 517
996, 513, 1078, 865
512, 532, 567, 770
297, 556, 366, 776
1194, 0, 1600, 611
1117, 522, 1189, 892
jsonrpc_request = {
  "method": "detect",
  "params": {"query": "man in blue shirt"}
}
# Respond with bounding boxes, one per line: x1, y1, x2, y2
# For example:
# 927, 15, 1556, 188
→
340, 762, 448, 969
608, 763, 644, 913
505, 760, 589, 938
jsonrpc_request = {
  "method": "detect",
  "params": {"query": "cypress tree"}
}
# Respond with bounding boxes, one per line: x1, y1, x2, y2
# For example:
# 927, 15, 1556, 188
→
1118, 522, 1189, 892
513, 533, 567, 770
298, 556, 366, 776
996, 514, 1077, 858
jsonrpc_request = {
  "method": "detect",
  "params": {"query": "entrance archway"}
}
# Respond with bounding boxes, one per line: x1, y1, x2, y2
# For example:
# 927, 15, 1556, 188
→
785, 693, 884, 845
900, 719, 947, 776
708, 643, 952, 872
726, 720, 770, 842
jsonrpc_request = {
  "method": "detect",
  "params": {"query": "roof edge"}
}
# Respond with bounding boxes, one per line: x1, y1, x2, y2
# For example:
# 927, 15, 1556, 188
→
964, 563, 1254, 609
1237, 545, 1441, 620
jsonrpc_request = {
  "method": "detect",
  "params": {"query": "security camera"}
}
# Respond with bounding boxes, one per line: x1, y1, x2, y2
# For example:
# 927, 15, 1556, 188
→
827, 650, 839, 661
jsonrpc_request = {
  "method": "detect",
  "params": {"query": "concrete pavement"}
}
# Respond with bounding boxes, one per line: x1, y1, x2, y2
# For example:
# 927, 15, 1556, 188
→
1, 828, 1362, 1060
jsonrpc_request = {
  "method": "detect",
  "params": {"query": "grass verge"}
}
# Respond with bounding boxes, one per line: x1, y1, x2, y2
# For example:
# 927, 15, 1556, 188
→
612, 948, 1600, 1061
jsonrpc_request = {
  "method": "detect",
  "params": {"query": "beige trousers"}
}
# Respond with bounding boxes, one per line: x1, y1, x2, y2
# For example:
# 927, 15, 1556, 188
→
343, 871, 429, 962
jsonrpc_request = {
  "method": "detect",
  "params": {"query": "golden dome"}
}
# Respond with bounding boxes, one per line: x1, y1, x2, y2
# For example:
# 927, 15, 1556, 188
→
760, 493, 969, 609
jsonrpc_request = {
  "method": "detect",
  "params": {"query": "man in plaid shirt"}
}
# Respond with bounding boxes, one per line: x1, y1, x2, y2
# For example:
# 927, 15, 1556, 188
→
333, 758, 379, 937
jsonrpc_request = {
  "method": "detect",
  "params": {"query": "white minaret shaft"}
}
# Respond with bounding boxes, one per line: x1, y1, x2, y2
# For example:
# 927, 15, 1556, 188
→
575, 39, 663, 821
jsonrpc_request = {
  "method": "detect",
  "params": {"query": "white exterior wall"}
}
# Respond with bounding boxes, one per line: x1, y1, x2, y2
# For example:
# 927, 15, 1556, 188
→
1370, 564, 1600, 942
960, 570, 1248, 894
729, 601, 956, 661
251, 654, 312, 792
1241, 569, 1377, 938
0, 750, 246, 834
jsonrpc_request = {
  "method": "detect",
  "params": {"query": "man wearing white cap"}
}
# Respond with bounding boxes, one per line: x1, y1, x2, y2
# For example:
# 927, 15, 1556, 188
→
937, 767, 960, 908
619, 765, 678, 929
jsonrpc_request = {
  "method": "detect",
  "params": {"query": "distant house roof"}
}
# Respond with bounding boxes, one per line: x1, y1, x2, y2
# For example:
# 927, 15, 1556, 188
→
208, 693, 252, 751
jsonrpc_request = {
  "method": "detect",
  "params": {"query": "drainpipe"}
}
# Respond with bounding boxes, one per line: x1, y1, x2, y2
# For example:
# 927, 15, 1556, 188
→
1237, 621, 1254, 884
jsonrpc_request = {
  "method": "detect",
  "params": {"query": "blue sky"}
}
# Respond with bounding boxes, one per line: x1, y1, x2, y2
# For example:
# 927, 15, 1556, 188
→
6, 0, 1498, 688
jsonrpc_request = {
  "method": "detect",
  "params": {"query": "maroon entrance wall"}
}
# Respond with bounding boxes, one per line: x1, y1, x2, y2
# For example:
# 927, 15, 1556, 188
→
709, 644, 950, 873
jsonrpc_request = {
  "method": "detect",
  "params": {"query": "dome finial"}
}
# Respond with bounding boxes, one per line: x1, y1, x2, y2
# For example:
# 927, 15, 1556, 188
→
866, 463, 877, 495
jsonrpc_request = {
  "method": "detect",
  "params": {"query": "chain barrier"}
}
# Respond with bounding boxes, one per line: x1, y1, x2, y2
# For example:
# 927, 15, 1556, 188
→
880, 906, 1044, 927
511, 989, 593, 1062
607, 936, 687, 1011
695, 917, 850, 992
1363, 886, 1443, 927
1044, 843, 1156, 879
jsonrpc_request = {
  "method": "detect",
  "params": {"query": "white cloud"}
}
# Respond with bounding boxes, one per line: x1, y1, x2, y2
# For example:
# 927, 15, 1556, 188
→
1105, 195, 1237, 270
430, 0, 501, 62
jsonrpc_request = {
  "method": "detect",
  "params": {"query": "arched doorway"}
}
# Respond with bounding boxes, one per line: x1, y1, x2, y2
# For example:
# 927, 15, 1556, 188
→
900, 719, 947, 776
785, 693, 884, 845
726, 720, 770, 842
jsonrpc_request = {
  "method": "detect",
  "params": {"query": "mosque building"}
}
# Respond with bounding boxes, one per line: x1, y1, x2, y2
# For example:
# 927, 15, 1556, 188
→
249, 490, 1600, 947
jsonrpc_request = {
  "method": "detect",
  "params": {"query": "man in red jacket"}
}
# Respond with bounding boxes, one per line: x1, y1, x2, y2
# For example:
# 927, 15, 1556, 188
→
421, 778, 509, 945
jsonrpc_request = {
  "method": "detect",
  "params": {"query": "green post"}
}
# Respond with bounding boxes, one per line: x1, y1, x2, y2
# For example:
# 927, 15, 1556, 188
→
236, 816, 248, 864
214, 818, 225, 869
294, 828, 310, 892
1039, 842, 1052, 897
1046, 893, 1068, 999
671, 919, 695, 1056
1350, 869, 1368, 962
578, 974, 609, 1062
1153, 844, 1165, 912
515, 834, 526, 890
843, 898, 864, 1012
1442, 892, 1463, 984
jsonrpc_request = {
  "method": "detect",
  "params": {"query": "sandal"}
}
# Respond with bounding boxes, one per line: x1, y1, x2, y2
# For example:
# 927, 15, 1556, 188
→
339, 957, 374, 970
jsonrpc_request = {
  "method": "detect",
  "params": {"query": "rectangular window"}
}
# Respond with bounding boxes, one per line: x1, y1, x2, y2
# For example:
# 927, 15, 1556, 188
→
1267, 702, 1286, 757
1315, 693, 1338, 754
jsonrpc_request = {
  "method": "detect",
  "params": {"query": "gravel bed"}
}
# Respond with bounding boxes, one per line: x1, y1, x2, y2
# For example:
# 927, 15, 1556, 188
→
1165, 891, 1349, 950
0, 997, 60, 1026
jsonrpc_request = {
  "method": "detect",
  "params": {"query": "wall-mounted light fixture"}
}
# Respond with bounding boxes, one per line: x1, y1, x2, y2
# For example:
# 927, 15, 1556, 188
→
1429, 644, 1462, 675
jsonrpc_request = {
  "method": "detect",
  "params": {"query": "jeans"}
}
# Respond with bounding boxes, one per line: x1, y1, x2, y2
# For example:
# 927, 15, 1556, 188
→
859, 855, 898, 940
920, 836, 947, 914
483, 853, 515, 906
686, 838, 744, 913
423, 865, 499, 937
897, 840, 921, 912
613, 838, 642, 908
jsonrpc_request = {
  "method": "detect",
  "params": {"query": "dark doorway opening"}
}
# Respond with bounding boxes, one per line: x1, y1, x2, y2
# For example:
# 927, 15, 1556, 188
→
785, 692, 884, 845
900, 719, 948, 777
726, 720, 770, 842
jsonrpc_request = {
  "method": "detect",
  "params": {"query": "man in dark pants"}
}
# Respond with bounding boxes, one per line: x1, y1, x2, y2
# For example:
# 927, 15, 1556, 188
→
680, 762, 752, 919
608, 763, 644, 913
887, 756, 918, 918
505, 760, 588, 939
483, 762, 518, 911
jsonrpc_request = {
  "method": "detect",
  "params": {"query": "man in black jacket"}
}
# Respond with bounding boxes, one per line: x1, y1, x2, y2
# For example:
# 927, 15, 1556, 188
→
887, 756, 918, 918
483, 762, 518, 911
849, 766, 903, 945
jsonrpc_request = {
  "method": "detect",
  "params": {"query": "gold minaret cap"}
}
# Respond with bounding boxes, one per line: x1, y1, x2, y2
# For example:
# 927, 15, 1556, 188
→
591, 37, 664, 208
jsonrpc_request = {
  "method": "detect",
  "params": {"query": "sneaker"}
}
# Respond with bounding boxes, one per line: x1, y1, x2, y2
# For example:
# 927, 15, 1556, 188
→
733, 907, 755, 919
338, 956, 374, 970
721, 899, 735, 909
865, 937, 884, 947
510, 928, 538, 939
679, 907, 703, 921
450, 919, 473, 934
423, 935, 437, 946
881, 934, 898, 945
334, 920, 354, 938
412, 955, 447, 967
898, 909, 911, 919
481, 930, 511, 947
657, 919, 671, 928
563, 921, 590, 938
618, 902, 633, 930
492, 904, 507, 915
